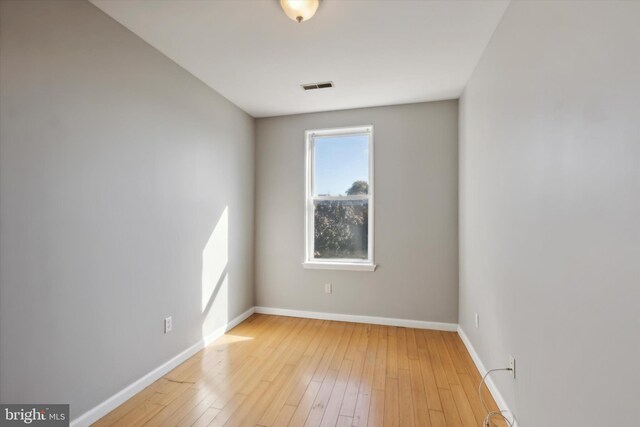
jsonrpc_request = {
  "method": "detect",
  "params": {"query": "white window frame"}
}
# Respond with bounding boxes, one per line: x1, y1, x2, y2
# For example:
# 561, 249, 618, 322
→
303, 125, 376, 272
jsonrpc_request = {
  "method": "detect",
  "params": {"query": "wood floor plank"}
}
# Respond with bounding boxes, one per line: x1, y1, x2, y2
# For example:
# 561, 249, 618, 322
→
319, 359, 353, 427
175, 389, 223, 427
429, 410, 447, 427
111, 397, 165, 427
338, 352, 365, 418
288, 381, 322, 427
414, 329, 429, 353
438, 388, 463, 427
258, 358, 315, 426
357, 324, 370, 353
345, 323, 365, 361
304, 368, 339, 427
372, 326, 388, 391
228, 364, 295, 427
406, 329, 419, 361
386, 327, 398, 380
417, 349, 442, 411
264, 319, 311, 382
435, 333, 460, 387
366, 388, 385, 427
396, 328, 409, 371
153, 382, 193, 406
442, 333, 469, 376
94, 316, 505, 427
457, 373, 485, 426
329, 323, 355, 371
426, 335, 449, 390
145, 387, 203, 426
351, 324, 379, 427
312, 322, 347, 383
221, 380, 270, 427
304, 321, 331, 358
408, 360, 431, 427
450, 384, 477, 427
207, 393, 248, 427
285, 346, 329, 407
397, 369, 416, 427
382, 377, 399, 427
191, 407, 221, 427
271, 404, 296, 427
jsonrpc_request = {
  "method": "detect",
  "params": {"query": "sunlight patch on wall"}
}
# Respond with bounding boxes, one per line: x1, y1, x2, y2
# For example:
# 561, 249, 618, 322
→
202, 206, 228, 313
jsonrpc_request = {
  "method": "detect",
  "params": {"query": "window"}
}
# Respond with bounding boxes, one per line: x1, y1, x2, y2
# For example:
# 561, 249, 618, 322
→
304, 125, 375, 271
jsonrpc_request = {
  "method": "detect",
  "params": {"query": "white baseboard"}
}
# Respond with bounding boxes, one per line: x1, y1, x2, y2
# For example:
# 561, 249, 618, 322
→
70, 306, 255, 427
457, 326, 518, 426
254, 306, 458, 332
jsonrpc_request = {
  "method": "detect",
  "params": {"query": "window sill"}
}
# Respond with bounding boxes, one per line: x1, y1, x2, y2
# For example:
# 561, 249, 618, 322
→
302, 261, 377, 272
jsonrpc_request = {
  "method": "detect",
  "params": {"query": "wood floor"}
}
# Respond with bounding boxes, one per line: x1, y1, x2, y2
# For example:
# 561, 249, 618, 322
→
94, 314, 505, 427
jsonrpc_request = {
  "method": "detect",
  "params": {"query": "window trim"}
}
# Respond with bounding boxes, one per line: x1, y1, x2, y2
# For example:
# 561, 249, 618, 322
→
304, 125, 376, 271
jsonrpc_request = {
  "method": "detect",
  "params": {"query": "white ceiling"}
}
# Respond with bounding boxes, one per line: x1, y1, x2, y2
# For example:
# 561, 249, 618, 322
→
91, 0, 509, 118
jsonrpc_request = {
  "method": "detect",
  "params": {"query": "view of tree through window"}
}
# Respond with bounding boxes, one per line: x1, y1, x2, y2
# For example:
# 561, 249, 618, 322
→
314, 182, 369, 259
307, 129, 373, 262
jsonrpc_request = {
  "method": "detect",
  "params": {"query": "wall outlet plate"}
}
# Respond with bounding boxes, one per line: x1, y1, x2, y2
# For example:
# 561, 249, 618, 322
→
324, 283, 332, 294
164, 316, 173, 334
508, 355, 516, 379
474, 313, 479, 328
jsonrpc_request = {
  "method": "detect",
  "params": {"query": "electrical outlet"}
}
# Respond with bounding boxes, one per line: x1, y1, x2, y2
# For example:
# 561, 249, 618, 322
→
324, 283, 332, 294
508, 355, 516, 379
164, 316, 172, 334
474, 313, 480, 328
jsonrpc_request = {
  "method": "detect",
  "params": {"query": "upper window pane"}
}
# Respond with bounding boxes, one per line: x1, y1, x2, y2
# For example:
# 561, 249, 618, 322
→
314, 134, 369, 196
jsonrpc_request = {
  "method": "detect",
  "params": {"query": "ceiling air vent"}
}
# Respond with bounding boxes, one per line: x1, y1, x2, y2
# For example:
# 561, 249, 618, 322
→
301, 81, 334, 91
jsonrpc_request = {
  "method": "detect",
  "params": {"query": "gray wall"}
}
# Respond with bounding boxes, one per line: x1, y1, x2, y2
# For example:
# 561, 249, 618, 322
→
0, 0, 254, 419
255, 101, 459, 323
459, 1, 640, 425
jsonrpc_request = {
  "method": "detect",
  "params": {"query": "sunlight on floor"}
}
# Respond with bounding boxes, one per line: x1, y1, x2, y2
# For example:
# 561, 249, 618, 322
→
207, 333, 253, 348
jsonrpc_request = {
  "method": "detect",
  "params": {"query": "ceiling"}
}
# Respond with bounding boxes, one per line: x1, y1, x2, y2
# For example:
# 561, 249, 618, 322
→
90, 0, 509, 118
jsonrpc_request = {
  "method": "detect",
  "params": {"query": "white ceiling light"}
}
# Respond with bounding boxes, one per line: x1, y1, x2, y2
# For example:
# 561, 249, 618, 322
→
280, 0, 319, 23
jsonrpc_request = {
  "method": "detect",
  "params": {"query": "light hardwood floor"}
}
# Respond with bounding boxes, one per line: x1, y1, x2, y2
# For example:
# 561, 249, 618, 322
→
94, 314, 505, 427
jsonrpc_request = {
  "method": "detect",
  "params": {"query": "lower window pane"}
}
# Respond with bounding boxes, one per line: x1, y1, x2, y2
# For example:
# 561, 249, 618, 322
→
314, 199, 368, 260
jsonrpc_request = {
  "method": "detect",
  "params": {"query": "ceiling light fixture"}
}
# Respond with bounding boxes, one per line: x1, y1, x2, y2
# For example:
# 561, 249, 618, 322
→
280, 0, 320, 23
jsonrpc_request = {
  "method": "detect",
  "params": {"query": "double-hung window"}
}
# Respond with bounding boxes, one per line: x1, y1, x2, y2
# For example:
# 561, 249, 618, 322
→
304, 125, 375, 271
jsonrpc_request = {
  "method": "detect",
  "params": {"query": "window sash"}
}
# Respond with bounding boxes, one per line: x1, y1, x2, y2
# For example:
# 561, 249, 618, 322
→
305, 125, 374, 266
